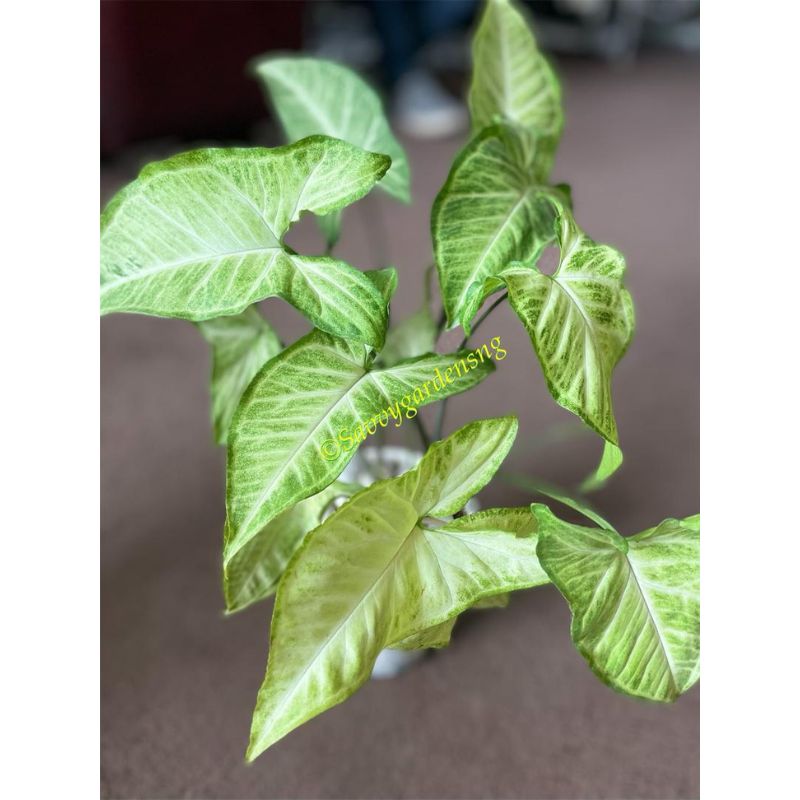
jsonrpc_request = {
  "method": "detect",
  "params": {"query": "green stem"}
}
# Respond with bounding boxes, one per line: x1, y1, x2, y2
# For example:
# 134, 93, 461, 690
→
435, 307, 448, 337
433, 292, 509, 441
412, 415, 431, 450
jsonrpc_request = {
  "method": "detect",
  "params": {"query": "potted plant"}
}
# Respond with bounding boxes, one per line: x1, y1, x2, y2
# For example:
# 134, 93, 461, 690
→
100, 0, 699, 763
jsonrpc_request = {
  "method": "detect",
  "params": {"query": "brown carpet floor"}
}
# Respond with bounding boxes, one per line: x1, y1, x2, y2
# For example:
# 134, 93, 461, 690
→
101, 53, 699, 799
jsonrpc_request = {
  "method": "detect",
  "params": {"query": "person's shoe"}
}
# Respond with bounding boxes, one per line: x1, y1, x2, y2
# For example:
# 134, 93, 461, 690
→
393, 68, 468, 140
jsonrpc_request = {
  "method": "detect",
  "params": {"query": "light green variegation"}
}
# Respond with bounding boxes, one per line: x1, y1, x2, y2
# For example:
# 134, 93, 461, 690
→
390, 618, 457, 651
100, 137, 391, 347
500, 211, 634, 445
224, 481, 357, 613
197, 306, 282, 445
247, 418, 551, 758
534, 505, 700, 702
253, 56, 409, 203
380, 303, 437, 366
225, 332, 495, 565
432, 124, 567, 329
391, 587, 512, 652
469, 0, 563, 141
253, 56, 410, 246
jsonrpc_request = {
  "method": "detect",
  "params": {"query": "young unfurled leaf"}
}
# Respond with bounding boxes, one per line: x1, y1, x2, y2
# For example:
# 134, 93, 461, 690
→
469, 0, 563, 142
380, 304, 437, 367
246, 418, 551, 759
197, 306, 282, 445
534, 505, 699, 702
501, 211, 634, 447
432, 124, 566, 329
380, 267, 437, 366
100, 137, 391, 347
501, 472, 617, 532
223, 481, 357, 613
253, 56, 410, 246
225, 332, 496, 566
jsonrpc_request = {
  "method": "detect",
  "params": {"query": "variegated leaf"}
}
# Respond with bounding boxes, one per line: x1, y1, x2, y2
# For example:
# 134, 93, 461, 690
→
246, 418, 551, 759
432, 124, 566, 329
253, 56, 409, 202
469, 0, 563, 141
100, 137, 391, 347
534, 504, 700, 702
223, 481, 357, 613
390, 618, 457, 651
253, 56, 409, 248
380, 268, 437, 366
225, 333, 495, 565
197, 305, 282, 445
500, 211, 634, 446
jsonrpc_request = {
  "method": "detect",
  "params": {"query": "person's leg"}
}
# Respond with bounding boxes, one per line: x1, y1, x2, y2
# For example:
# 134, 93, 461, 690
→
369, 0, 421, 86
417, 0, 477, 42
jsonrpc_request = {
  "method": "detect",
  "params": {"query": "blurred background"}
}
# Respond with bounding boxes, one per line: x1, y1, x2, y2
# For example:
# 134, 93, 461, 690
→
101, 1, 699, 798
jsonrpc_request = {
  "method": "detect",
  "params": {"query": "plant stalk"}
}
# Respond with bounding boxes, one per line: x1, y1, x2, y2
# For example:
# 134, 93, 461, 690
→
433, 292, 509, 441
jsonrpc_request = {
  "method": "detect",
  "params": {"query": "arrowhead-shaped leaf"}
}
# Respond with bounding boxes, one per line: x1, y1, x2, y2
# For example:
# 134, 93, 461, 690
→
225, 333, 496, 565
534, 505, 700, 702
253, 56, 410, 247
500, 211, 634, 446
100, 137, 391, 347
223, 481, 358, 613
247, 417, 551, 759
432, 124, 567, 330
253, 56, 409, 203
197, 306, 282, 445
469, 0, 563, 141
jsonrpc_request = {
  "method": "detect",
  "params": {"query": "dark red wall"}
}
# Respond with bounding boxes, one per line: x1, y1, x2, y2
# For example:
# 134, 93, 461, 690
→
101, 0, 306, 155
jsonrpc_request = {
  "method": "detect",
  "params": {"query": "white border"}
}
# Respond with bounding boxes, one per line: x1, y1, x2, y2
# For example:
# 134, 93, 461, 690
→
4, 0, 800, 795
702, 0, 799, 797
2, 0, 99, 796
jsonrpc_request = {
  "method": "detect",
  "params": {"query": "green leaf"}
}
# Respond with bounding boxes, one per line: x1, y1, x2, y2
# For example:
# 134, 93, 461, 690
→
225, 333, 496, 566
316, 209, 343, 250
246, 417, 551, 759
580, 440, 624, 493
380, 267, 437, 366
253, 56, 410, 245
432, 124, 566, 330
534, 505, 699, 702
364, 266, 398, 304
390, 618, 457, 651
100, 137, 391, 348
381, 305, 437, 366
472, 592, 510, 609
196, 306, 282, 445
223, 481, 355, 613
501, 209, 634, 448
469, 0, 563, 142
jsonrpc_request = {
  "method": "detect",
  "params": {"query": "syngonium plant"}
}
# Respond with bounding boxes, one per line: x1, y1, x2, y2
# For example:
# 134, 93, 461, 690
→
100, 0, 699, 762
